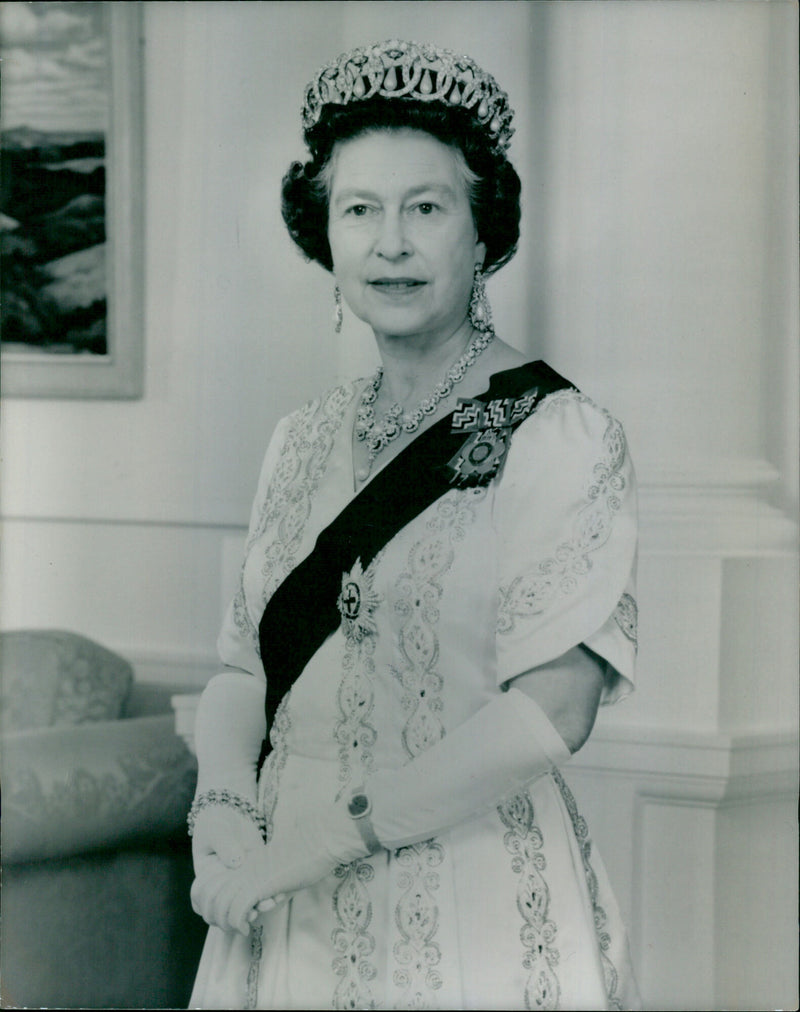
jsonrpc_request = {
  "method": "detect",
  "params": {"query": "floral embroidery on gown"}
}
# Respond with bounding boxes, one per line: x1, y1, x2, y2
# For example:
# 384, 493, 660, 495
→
190, 370, 641, 1011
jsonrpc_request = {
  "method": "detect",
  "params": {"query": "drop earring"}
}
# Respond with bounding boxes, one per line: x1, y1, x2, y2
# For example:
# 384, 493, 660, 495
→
468, 264, 493, 333
333, 284, 343, 334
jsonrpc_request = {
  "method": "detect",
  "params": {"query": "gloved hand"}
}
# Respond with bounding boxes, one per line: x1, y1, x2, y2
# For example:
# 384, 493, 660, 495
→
191, 804, 264, 870
189, 671, 265, 873
189, 670, 280, 931
191, 792, 372, 936
190, 806, 280, 933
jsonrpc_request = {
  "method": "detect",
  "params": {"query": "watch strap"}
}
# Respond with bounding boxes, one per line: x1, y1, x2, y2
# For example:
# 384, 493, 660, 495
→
347, 791, 382, 854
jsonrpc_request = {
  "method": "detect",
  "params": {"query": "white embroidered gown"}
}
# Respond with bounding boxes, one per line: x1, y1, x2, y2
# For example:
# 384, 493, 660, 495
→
189, 372, 641, 1011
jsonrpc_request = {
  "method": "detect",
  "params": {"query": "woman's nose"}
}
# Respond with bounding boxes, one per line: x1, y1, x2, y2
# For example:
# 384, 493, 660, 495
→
375, 212, 411, 259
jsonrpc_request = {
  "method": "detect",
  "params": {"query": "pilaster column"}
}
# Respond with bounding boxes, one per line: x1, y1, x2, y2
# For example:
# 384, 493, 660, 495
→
537, 4, 798, 1008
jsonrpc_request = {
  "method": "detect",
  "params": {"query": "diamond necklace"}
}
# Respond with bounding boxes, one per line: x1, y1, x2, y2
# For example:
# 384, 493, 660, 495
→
354, 328, 495, 481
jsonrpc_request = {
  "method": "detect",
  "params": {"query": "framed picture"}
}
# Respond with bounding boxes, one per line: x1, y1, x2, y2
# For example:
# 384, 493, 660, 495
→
0, 2, 144, 399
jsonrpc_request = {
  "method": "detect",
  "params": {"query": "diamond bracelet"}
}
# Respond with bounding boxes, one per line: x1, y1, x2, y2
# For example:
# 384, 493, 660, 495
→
187, 788, 267, 840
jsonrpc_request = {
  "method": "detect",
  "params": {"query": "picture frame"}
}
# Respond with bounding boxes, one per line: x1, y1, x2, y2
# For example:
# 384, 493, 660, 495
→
0, 2, 144, 399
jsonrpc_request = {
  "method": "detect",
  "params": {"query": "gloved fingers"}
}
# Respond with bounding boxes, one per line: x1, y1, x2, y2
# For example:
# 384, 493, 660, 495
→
191, 861, 237, 926
225, 851, 279, 932
195, 849, 273, 935
191, 844, 284, 934
246, 851, 332, 901
226, 878, 265, 937
256, 892, 288, 913
205, 865, 266, 936
207, 872, 255, 935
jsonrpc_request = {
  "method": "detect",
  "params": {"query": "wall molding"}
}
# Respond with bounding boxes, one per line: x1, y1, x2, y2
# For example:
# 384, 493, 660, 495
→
571, 722, 798, 804
637, 455, 798, 556
637, 455, 783, 491
3, 454, 796, 553
128, 647, 221, 691
0, 513, 249, 533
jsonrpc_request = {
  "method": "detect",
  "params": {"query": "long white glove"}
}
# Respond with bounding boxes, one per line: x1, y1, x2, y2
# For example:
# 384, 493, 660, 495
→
194, 687, 569, 934
190, 672, 268, 875
368, 685, 570, 848
193, 670, 266, 798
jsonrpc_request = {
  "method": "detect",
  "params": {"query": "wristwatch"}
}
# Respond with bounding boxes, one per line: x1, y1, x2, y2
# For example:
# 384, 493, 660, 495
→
347, 790, 382, 854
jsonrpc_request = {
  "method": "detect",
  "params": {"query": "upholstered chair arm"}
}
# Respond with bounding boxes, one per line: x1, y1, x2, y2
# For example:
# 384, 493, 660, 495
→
1, 714, 197, 864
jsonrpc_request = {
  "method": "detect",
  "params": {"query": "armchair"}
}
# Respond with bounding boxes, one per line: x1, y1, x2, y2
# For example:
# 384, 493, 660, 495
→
0, 630, 207, 1009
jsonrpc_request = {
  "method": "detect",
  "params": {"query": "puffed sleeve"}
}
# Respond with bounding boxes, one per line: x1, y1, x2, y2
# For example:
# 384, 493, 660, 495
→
494, 389, 638, 705
216, 414, 292, 680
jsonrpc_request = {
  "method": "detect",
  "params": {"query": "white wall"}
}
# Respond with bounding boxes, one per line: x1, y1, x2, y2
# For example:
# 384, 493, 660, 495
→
1, 2, 797, 1008
1, 2, 347, 675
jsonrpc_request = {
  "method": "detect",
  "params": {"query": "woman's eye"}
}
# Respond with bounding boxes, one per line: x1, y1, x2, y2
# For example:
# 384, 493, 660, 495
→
346, 204, 370, 217
415, 202, 437, 215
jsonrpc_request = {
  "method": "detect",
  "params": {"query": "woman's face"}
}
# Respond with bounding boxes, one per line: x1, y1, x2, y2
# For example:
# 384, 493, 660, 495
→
327, 129, 487, 348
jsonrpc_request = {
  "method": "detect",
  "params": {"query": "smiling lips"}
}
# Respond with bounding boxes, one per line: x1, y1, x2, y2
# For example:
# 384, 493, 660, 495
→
369, 278, 426, 293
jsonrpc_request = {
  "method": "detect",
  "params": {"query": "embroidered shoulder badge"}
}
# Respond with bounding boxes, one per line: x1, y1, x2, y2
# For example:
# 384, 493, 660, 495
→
447, 387, 541, 488
337, 558, 382, 642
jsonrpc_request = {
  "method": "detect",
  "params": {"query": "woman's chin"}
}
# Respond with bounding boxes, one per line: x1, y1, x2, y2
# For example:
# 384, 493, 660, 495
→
357, 308, 466, 346
361, 312, 434, 341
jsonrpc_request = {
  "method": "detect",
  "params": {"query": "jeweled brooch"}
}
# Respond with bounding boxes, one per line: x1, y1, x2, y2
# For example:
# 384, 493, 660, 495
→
337, 558, 382, 641
446, 387, 541, 488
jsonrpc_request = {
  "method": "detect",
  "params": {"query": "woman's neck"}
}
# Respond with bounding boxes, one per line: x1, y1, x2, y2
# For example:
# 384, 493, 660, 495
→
372, 318, 477, 408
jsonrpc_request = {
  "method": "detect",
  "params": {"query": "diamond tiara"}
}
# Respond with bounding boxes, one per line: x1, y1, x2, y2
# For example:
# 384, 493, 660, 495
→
302, 39, 515, 155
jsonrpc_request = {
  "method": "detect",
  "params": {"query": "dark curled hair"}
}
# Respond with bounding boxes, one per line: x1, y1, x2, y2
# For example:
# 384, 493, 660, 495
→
281, 99, 521, 275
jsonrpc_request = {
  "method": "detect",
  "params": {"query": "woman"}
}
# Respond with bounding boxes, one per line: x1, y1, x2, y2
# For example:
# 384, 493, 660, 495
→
188, 39, 640, 1011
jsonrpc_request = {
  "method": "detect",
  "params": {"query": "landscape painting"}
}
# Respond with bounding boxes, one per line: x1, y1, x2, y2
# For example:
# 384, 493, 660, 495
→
0, 1, 143, 398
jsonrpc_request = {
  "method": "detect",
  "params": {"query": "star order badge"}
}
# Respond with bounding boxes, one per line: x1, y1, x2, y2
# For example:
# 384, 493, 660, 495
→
447, 428, 511, 486
447, 386, 542, 488
337, 558, 382, 641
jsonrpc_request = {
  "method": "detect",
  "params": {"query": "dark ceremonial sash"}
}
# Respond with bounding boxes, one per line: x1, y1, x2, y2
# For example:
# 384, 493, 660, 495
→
257, 361, 573, 765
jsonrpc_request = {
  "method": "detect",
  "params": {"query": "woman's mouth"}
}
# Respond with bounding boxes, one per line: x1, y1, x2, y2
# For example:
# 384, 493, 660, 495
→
369, 278, 426, 294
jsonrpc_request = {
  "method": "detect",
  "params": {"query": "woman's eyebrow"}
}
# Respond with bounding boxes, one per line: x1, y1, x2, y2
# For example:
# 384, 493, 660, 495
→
404, 183, 457, 201
333, 183, 457, 207
332, 188, 379, 207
